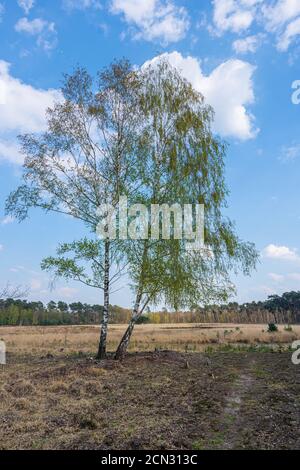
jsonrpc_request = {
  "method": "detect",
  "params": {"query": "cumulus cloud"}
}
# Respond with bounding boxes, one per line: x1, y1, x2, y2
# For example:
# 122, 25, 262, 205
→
262, 244, 300, 262
0, 76, 6, 105
110, 0, 189, 44
15, 17, 57, 51
0, 61, 60, 133
0, 60, 60, 164
233, 33, 265, 53
17, 0, 34, 15
144, 52, 257, 140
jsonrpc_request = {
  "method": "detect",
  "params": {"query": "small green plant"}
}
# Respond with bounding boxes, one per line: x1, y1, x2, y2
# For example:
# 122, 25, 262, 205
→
267, 323, 278, 333
136, 315, 150, 325
284, 325, 293, 332
192, 439, 204, 450
252, 366, 268, 378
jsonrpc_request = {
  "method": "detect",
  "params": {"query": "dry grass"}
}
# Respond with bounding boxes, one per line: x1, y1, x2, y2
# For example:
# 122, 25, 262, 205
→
0, 351, 299, 449
0, 323, 299, 357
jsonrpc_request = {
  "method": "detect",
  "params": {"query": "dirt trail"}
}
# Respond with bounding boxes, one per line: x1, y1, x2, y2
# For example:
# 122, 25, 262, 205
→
222, 365, 255, 449
197, 356, 258, 450
206, 353, 300, 450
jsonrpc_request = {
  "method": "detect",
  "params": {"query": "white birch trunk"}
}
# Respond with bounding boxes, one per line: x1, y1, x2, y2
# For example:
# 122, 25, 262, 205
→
114, 291, 142, 360
96, 240, 110, 359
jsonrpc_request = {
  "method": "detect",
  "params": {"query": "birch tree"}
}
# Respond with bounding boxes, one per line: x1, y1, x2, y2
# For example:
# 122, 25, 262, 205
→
115, 60, 258, 359
6, 61, 143, 359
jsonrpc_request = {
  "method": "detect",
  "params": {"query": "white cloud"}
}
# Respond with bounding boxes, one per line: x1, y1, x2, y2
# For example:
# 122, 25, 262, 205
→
15, 17, 57, 51
10, 265, 25, 272
0, 75, 6, 104
261, 1, 300, 50
0, 244, 3, 251
0, 139, 23, 165
15, 18, 48, 35
263, 244, 300, 262
0, 61, 60, 133
57, 286, 78, 299
278, 16, 300, 51
268, 272, 285, 282
111, 0, 189, 44
9, 265, 37, 275
30, 278, 42, 290
288, 272, 300, 281
17, 0, 34, 15
212, 0, 263, 34
99, 22, 109, 35
268, 271, 300, 286
233, 33, 264, 53
0, 60, 60, 164
144, 52, 257, 140
63, 0, 102, 10
0, 3, 4, 23
279, 142, 300, 162
257, 284, 277, 296
211, 0, 300, 51
1, 215, 15, 225
262, 0, 300, 31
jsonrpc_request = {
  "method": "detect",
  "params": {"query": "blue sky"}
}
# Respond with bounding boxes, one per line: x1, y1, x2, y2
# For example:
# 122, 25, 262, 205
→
1, 0, 300, 307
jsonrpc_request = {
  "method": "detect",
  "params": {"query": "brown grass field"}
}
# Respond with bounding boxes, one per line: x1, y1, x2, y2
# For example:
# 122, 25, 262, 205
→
0, 323, 300, 450
1, 323, 300, 356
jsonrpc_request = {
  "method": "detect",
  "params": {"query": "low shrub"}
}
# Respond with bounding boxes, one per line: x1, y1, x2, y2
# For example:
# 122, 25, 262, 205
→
267, 323, 278, 333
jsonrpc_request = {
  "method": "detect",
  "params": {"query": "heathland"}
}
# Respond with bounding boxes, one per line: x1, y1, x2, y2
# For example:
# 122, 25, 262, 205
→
0, 323, 299, 450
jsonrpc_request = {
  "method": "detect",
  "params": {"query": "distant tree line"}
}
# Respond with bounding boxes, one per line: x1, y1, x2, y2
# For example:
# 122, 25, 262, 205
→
0, 299, 101, 326
0, 291, 300, 326
188, 291, 300, 324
